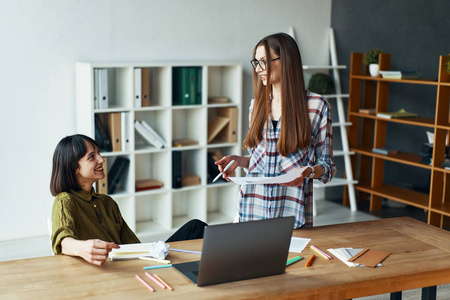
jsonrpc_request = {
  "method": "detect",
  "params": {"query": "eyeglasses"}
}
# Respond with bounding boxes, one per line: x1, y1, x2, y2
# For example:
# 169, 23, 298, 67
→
250, 57, 280, 71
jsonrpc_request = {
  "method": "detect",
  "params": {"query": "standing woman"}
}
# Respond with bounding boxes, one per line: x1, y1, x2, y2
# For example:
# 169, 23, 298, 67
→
50, 134, 206, 265
215, 33, 336, 228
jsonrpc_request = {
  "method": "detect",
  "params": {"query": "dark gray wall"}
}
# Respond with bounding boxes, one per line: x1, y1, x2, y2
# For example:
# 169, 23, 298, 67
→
328, 0, 450, 200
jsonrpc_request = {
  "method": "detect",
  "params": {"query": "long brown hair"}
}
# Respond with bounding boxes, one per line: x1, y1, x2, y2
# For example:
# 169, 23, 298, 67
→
243, 33, 311, 156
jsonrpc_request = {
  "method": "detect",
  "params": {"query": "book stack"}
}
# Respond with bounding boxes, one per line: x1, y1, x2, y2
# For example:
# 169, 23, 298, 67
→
172, 67, 202, 105
379, 71, 401, 79
134, 120, 166, 149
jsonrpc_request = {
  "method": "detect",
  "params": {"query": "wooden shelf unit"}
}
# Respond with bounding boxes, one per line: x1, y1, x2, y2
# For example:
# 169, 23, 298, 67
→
76, 62, 242, 241
347, 52, 450, 228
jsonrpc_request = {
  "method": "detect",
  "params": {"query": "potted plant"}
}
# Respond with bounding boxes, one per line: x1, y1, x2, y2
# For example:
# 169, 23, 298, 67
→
363, 48, 383, 77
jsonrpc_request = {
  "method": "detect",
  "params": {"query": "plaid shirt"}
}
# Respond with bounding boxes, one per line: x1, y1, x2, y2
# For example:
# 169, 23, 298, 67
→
238, 91, 336, 228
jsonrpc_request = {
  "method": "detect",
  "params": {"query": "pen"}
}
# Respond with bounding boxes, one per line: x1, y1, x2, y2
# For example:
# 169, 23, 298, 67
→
135, 274, 155, 292
170, 248, 202, 254
144, 264, 173, 270
306, 255, 315, 267
286, 256, 303, 266
154, 274, 174, 291
213, 160, 235, 182
145, 272, 166, 289
310, 245, 332, 260
139, 256, 171, 264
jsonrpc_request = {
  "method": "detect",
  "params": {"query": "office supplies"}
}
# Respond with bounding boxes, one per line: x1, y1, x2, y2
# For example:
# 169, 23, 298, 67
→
289, 236, 311, 252
310, 245, 332, 260
135, 274, 154, 292
154, 274, 174, 291
145, 272, 165, 289
306, 255, 315, 267
139, 256, 171, 264
134, 68, 142, 108
172, 216, 294, 286
286, 256, 303, 266
347, 248, 391, 268
170, 249, 202, 254
143, 264, 173, 270
109, 241, 169, 261
213, 160, 235, 183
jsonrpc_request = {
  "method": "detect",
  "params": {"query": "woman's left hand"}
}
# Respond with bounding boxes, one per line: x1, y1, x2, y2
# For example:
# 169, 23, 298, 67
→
279, 167, 311, 187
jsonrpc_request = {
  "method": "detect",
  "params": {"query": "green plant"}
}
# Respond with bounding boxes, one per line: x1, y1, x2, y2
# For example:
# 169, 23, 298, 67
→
307, 73, 334, 95
363, 48, 383, 65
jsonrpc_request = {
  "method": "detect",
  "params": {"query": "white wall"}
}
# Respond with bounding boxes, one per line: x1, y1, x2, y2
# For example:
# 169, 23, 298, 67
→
0, 0, 331, 241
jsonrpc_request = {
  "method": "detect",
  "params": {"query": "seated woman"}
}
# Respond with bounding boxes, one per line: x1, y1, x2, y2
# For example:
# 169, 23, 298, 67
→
50, 134, 207, 265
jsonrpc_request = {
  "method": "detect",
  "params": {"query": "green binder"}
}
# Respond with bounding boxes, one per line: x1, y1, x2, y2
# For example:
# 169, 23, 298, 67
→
172, 67, 202, 105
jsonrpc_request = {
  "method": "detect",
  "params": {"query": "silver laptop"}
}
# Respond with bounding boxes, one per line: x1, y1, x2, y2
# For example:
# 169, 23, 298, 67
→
172, 216, 295, 286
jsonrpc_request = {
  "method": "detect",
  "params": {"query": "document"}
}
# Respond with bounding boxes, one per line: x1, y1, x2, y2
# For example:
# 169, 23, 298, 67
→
289, 237, 311, 253
229, 167, 307, 185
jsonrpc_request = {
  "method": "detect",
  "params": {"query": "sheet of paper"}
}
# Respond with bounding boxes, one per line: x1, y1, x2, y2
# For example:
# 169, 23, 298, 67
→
229, 167, 307, 185
289, 237, 311, 253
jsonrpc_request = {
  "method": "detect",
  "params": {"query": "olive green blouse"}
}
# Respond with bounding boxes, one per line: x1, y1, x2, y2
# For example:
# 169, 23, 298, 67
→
51, 189, 140, 255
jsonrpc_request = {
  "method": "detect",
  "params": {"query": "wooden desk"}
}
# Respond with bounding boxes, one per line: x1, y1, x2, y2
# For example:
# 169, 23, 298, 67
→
2, 217, 450, 299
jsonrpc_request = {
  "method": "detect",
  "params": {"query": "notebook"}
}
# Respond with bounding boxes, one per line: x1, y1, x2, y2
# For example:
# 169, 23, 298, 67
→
172, 216, 295, 287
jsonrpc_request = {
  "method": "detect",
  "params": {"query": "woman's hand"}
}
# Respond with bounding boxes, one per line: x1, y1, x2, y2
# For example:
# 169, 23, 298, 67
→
61, 237, 120, 266
280, 166, 314, 187
214, 155, 249, 181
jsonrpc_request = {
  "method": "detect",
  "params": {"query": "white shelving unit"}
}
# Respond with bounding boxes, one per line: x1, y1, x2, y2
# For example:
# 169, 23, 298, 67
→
76, 62, 242, 242
303, 28, 358, 215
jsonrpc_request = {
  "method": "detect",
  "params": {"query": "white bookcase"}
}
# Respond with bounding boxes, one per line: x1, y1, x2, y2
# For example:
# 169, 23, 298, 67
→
76, 62, 242, 242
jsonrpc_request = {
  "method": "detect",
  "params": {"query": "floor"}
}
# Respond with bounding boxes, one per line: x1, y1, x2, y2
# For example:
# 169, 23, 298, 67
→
1, 199, 449, 299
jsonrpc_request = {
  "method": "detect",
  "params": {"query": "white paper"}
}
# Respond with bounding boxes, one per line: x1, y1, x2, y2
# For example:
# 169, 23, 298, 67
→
289, 237, 311, 253
229, 167, 307, 185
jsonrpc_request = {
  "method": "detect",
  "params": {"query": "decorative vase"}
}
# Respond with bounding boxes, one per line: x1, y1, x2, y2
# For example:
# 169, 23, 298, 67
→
369, 64, 379, 77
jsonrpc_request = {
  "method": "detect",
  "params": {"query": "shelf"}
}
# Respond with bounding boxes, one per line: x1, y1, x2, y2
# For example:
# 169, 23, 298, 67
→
349, 112, 436, 128
351, 75, 439, 86
355, 183, 429, 210
351, 146, 431, 169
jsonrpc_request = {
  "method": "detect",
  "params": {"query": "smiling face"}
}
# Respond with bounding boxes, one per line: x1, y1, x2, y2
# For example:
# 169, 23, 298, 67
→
254, 45, 281, 87
75, 140, 105, 192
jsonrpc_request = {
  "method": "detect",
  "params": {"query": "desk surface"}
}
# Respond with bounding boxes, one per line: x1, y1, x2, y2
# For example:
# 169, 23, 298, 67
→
2, 217, 450, 299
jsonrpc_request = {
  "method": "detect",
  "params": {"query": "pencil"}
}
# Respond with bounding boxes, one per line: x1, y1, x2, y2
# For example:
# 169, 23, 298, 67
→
154, 274, 174, 291
135, 274, 155, 292
145, 272, 166, 289
310, 245, 332, 260
139, 256, 171, 264
286, 256, 303, 266
144, 264, 173, 270
306, 255, 315, 267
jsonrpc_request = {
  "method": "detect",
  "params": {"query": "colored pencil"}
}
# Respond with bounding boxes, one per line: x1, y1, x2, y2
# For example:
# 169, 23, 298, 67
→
135, 274, 155, 292
286, 256, 303, 266
144, 264, 173, 270
306, 255, 315, 267
170, 248, 202, 254
154, 274, 174, 291
145, 272, 166, 289
310, 245, 332, 260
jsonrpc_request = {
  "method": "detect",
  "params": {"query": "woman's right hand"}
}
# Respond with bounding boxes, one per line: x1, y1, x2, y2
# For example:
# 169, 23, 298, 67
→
61, 237, 119, 266
214, 155, 249, 180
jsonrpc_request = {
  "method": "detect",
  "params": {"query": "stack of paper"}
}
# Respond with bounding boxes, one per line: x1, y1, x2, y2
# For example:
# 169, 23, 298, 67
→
328, 248, 390, 268
109, 242, 154, 261
328, 248, 363, 267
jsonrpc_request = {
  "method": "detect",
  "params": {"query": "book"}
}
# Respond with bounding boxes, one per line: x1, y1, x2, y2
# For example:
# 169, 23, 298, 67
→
372, 148, 398, 155
208, 97, 229, 104
358, 108, 376, 115
181, 174, 201, 187
135, 179, 163, 192
140, 120, 166, 148
134, 68, 142, 108
134, 120, 164, 149
109, 242, 155, 261
96, 157, 108, 194
108, 157, 130, 194
98, 68, 109, 109
106, 113, 122, 152
94, 114, 112, 152
379, 71, 401, 79
172, 67, 202, 105
377, 109, 418, 119
142, 68, 150, 107
172, 151, 182, 188
207, 116, 230, 143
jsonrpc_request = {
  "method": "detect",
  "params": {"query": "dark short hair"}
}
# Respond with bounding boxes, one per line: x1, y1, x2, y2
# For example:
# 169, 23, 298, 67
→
50, 134, 98, 196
